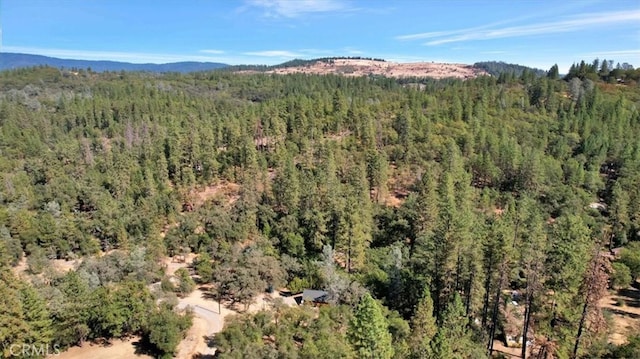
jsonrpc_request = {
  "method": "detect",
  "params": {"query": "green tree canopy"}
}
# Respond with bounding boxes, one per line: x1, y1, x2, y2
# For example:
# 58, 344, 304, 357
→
347, 293, 394, 359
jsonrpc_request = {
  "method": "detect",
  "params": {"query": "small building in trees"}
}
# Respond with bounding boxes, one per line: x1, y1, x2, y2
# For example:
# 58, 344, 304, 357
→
301, 289, 330, 306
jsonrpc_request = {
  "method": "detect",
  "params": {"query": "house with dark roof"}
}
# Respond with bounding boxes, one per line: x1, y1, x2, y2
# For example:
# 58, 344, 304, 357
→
301, 289, 330, 306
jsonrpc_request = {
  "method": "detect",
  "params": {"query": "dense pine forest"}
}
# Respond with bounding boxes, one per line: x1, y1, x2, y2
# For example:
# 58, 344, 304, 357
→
1, 61, 640, 359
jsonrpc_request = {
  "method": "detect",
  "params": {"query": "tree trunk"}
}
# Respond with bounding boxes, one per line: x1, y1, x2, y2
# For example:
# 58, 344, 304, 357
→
409, 237, 415, 259
572, 300, 589, 359
521, 294, 532, 359
433, 275, 443, 322
455, 247, 461, 292
465, 269, 474, 316
347, 235, 352, 274
488, 263, 506, 356
481, 251, 494, 327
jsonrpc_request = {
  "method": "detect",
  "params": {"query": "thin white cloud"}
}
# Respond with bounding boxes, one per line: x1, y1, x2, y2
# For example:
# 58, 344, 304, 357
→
582, 49, 640, 57
243, 50, 302, 57
342, 47, 364, 55
396, 0, 607, 42
480, 50, 508, 55
395, 13, 546, 41
397, 25, 507, 41
398, 10, 640, 46
246, 0, 348, 17
298, 48, 335, 55
397, 30, 461, 41
199, 49, 226, 54
295, 47, 365, 56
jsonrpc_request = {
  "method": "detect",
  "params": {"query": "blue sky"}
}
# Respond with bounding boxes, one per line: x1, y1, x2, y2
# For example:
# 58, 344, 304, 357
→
2, 0, 639, 72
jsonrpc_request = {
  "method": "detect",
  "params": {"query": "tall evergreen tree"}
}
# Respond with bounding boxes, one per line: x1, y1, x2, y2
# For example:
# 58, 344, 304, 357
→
547, 64, 560, 80
19, 284, 54, 348
348, 293, 394, 359
0, 269, 30, 357
409, 287, 437, 358
431, 293, 484, 359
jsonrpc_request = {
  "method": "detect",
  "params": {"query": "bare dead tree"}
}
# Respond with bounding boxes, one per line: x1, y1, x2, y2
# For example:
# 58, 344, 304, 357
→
572, 244, 611, 359
532, 335, 558, 359
521, 227, 546, 359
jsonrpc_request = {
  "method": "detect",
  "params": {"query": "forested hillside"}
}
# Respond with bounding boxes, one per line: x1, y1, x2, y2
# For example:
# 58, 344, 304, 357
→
1, 64, 640, 359
473, 61, 546, 78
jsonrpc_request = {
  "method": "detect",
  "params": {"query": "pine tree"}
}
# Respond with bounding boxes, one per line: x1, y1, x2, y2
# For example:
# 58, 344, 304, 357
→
548, 64, 560, 80
365, 149, 389, 203
410, 287, 437, 357
485, 212, 514, 355
520, 209, 547, 359
53, 271, 91, 346
430, 330, 454, 359
412, 171, 439, 258
0, 269, 30, 357
441, 294, 469, 353
335, 162, 372, 273
431, 171, 458, 316
430, 293, 479, 359
273, 153, 300, 215
610, 181, 630, 246
20, 284, 54, 347
348, 293, 394, 359
543, 215, 592, 356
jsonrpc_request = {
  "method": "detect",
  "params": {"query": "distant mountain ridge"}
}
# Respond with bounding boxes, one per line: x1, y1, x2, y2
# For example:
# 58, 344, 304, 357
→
0, 53, 228, 73
1, 53, 546, 79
